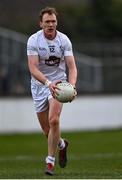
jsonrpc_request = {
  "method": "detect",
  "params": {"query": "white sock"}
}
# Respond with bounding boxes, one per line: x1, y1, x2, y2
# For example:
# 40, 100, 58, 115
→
46, 156, 55, 166
58, 138, 65, 150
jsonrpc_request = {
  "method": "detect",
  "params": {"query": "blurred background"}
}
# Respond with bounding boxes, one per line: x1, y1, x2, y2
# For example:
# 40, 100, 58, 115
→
0, 0, 122, 132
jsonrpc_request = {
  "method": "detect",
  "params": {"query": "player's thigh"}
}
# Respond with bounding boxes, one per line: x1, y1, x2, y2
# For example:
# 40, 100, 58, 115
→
48, 98, 63, 119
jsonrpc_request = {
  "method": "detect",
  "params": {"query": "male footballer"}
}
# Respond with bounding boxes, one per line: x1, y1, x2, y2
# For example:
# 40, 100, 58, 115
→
27, 7, 77, 175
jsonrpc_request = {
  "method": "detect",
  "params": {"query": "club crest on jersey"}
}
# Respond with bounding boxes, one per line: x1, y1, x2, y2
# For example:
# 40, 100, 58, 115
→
60, 46, 64, 55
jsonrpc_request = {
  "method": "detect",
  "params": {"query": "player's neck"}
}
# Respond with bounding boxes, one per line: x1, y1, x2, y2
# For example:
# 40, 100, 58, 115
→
44, 31, 57, 40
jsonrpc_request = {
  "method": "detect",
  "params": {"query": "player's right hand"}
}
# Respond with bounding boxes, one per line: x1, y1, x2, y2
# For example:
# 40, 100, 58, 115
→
48, 80, 62, 98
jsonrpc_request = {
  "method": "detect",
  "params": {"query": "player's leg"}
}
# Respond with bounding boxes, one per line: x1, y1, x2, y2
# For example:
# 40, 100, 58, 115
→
37, 102, 68, 175
37, 108, 65, 148
37, 109, 55, 175
45, 98, 63, 175
48, 98, 63, 157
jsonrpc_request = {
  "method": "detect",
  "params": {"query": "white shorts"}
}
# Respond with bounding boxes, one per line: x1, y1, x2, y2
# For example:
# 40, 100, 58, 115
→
31, 84, 53, 113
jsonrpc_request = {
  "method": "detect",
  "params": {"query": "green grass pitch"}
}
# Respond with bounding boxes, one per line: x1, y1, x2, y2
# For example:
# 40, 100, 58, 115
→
0, 129, 122, 179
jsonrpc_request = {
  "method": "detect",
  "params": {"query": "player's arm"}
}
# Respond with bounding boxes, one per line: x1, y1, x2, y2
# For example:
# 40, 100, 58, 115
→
65, 55, 77, 88
63, 34, 77, 87
28, 55, 48, 85
27, 36, 51, 86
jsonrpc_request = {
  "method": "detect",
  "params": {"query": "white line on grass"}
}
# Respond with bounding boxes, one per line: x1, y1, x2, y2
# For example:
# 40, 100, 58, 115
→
0, 153, 122, 161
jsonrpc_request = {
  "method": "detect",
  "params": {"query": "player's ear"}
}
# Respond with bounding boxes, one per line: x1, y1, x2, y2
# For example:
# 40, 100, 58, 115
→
39, 21, 43, 28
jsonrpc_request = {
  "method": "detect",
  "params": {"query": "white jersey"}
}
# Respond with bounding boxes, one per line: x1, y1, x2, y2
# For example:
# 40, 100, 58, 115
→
27, 30, 73, 86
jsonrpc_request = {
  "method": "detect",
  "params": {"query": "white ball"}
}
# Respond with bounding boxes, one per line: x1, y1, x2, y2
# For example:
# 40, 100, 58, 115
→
55, 82, 75, 103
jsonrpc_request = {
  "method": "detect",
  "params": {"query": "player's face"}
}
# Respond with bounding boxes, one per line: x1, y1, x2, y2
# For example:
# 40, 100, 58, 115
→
40, 13, 57, 40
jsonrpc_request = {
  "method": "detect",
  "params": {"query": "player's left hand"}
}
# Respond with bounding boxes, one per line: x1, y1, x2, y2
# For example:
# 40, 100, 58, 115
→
69, 86, 77, 102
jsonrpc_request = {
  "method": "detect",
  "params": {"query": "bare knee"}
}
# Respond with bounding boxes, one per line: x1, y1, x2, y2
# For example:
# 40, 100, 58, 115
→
49, 116, 59, 128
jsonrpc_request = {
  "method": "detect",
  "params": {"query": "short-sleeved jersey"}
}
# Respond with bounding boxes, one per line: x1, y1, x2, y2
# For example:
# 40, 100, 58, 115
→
27, 30, 73, 86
